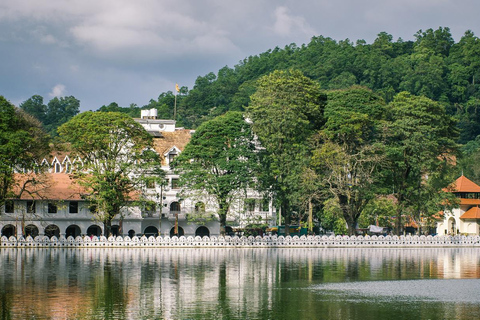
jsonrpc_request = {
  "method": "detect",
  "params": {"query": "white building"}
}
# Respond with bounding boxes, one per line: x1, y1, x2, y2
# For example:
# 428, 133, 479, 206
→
0, 111, 275, 238
436, 175, 480, 236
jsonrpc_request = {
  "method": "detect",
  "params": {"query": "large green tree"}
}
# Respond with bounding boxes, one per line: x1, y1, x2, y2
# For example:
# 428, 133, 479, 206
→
312, 87, 387, 235
0, 96, 50, 206
172, 111, 258, 235
58, 111, 163, 236
247, 69, 326, 231
384, 92, 458, 234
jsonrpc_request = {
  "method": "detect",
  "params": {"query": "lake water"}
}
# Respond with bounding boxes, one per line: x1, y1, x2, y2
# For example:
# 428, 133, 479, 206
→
1, 247, 480, 319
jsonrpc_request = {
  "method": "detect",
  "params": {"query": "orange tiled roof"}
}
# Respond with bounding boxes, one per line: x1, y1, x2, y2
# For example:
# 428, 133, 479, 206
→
152, 129, 192, 165
460, 206, 480, 219
13, 173, 85, 201
448, 175, 480, 193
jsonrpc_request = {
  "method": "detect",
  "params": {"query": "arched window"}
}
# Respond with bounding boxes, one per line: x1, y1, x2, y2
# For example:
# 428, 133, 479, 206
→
170, 226, 184, 237
45, 225, 60, 238
195, 226, 210, 237
170, 202, 181, 213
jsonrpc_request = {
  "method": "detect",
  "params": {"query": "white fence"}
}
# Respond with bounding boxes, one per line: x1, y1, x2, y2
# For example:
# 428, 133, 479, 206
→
2, 234, 480, 248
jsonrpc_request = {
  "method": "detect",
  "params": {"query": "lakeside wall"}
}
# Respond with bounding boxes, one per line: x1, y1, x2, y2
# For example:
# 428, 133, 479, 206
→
2, 234, 480, 248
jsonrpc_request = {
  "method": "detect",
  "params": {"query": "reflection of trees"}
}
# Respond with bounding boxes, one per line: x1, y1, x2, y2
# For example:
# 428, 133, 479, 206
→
1, 248, 480, 318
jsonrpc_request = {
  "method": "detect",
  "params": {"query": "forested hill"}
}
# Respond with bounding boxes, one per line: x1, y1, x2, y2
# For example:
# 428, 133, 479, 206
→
139, 27, 480, 145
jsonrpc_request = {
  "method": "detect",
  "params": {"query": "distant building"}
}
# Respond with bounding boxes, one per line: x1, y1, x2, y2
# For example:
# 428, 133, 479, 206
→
0, 110, 275, 238
436, 175, 480, 236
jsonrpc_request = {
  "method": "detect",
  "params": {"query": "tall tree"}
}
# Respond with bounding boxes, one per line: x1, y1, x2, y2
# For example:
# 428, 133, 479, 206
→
45, 96, 80, 136
172, 111, 258, 235
58, 111, 163, 236
384, 92, 458, 234
312, 87, 387, 235
19, 95, 47, 123
247, 70, 326, 231
0, 96, 50, 206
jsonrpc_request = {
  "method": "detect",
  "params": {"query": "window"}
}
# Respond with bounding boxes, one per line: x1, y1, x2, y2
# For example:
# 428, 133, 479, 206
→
4, 200, 14, 213
48, 202, 58, 214
69, 201, 78, 214
262, 198, 270, 212
245, 199, 256, 212
26, 201, 36, 213
168, 153, 177, 163
171, 178, 180, 189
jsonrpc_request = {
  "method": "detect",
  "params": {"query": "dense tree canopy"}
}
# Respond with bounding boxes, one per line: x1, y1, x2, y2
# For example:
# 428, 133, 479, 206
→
247, 69, 326, 230
0, 96, 50, 205
20, 95, 80, 137
58, 111, 163, 236
172, 111, 258, 235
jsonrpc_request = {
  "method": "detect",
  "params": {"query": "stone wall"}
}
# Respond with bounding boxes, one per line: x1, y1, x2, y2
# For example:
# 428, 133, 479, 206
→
2, 234, 480, 248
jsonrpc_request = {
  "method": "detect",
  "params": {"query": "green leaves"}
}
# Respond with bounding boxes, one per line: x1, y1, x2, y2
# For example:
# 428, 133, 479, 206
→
58, 111, 163, 231
0, 96, 50, 205
173, 111, 258, 233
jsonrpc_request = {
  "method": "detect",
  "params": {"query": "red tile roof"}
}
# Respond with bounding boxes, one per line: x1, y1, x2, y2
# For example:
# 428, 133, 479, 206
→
450, 175, 480, 193
460, 206, 480, 219
13, 173, 85, 201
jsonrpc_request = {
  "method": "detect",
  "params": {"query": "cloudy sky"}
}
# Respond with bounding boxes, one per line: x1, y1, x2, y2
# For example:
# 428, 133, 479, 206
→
1, 0, 479, 111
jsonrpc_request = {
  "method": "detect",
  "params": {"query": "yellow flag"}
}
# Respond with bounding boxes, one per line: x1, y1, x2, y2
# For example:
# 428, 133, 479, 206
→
175, 83, 180, 92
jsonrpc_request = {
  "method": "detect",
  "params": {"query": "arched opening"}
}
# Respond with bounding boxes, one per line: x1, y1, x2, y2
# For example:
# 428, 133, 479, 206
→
45, 224, 60, 238
1, 224, 16, 238
25, 224, 39, 237
170, 226, 184, 237
195, 226, 210, 237
170, 202, 181, 213
144, 226, 159, 237
448, 217, 456, 235
65, 225, 81, 238
87, 225, 102, 237
111, 225, 120, 237
128, 229, 136, 238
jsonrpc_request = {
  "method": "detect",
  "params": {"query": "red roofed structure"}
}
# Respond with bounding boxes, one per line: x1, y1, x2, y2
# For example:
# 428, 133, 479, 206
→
437, 175, 480, 236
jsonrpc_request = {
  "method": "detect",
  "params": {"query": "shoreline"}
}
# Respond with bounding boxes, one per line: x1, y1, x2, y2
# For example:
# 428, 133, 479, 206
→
2, 234, 480, 249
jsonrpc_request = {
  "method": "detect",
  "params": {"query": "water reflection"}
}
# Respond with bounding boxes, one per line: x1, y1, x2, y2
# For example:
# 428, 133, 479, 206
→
0, 248, 480, 319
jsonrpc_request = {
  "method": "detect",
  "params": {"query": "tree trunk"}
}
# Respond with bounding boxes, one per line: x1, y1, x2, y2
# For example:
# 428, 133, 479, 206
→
218, 200, 228, 236
104, 219, 112, 237
308, 199, 313, 234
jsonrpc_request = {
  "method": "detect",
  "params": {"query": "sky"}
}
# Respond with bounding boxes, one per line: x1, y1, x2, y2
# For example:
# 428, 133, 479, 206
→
1, 0, 479, 112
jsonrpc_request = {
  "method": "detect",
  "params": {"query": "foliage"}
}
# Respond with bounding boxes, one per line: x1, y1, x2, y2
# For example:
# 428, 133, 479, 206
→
383, 92, 458, 233
57, 111, 164, 235
172, 111, 258, 235
320, 198, 347, 235
0, 96, 50, 206
20, 95, 80, 137
312, 87, 387, 235
247, 69, 326, 229
97, 102, 141, 118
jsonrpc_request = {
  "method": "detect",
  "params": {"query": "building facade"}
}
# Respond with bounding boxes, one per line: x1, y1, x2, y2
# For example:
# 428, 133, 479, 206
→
436, 175, 480, 236
0, 111, 275, 238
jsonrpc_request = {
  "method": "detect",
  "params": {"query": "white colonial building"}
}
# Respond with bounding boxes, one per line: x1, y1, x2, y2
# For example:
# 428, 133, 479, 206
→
0, 110, 276, 238
437, 175, 480, 236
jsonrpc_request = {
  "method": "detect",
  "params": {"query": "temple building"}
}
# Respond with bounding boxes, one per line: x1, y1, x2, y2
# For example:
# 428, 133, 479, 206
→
436, 175, 480, 236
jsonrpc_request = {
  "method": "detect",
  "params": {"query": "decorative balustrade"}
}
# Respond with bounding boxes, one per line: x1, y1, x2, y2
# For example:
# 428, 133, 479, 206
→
1, 234, 480, 248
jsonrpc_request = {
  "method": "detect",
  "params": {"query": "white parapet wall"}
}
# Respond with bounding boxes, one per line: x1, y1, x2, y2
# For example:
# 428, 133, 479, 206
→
2, 234, 480, 248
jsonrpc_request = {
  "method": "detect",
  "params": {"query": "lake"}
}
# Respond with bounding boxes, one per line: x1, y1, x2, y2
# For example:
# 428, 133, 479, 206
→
1, 247, 480, 319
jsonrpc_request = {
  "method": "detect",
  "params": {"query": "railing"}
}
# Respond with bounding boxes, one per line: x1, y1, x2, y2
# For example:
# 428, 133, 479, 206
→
2, 234, 480, 248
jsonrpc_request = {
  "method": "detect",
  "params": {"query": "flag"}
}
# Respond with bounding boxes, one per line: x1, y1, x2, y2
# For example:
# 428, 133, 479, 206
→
175, 83, 180, 93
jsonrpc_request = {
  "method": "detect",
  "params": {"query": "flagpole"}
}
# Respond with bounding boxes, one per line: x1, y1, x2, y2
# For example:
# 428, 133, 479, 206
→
174, 83, 179, 121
